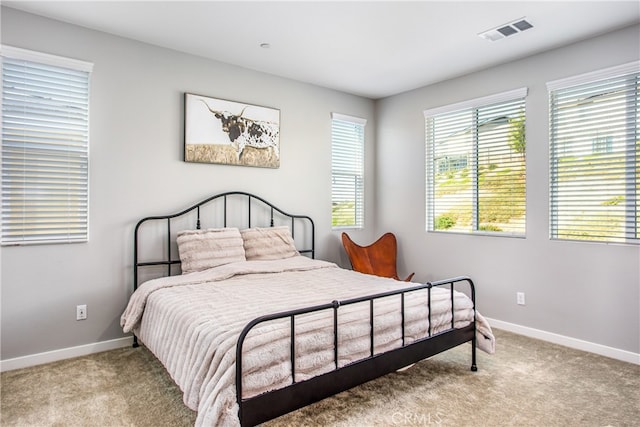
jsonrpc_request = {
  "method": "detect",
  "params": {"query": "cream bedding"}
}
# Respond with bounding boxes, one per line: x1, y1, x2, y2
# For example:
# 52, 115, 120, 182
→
121, 256, 494, 427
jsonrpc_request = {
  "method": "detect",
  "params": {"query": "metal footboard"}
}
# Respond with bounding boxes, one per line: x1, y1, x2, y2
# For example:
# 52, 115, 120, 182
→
235, 276, 477, 426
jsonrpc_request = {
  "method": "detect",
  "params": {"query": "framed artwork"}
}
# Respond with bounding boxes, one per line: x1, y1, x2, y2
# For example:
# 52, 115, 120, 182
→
184, 93, 280, 168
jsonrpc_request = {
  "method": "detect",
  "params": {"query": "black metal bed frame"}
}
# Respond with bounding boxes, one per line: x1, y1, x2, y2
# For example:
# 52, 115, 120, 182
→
133, 191, 315, 289
132, 191, 477, 426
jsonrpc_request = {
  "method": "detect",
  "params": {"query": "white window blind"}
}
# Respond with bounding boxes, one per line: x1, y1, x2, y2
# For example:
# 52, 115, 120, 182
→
331, 113, 365, 229
2, 46, 92, 245
548, 62, 639, 244
425, 88, 527, 236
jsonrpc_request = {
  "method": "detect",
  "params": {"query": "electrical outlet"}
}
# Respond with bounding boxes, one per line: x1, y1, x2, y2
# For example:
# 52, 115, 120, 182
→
516, 292, 526, 306
76, 304, 87, 320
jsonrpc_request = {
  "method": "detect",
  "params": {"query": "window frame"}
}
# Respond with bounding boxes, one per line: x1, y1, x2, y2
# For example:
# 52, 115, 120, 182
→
1, 45, 93, 246
331, 112, 366, 230
424, 87, 528, 237
547, 61, 639, 245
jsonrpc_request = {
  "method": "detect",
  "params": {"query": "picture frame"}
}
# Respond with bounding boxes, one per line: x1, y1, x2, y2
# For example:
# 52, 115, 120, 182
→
184, 93, 280, 168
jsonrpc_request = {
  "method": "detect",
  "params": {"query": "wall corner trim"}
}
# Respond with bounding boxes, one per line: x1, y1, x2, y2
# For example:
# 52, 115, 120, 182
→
0, 336, 134, 372
486, 317, 640, 365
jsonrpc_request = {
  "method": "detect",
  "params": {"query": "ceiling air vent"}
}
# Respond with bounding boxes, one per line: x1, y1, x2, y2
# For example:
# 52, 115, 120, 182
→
479, 18, 533, 42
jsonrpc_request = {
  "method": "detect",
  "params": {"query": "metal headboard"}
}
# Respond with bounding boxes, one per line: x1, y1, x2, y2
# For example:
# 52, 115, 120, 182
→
133, 191, 315, 290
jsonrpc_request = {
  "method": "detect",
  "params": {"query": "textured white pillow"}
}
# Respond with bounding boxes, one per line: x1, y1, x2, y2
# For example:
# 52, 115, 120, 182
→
241, 226, 299, 260
177, 228, 246, 274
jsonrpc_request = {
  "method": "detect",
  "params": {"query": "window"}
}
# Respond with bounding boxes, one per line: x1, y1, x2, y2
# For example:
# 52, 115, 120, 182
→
331, 113, 365, 229
425, 88, 527, 236
1, 46, 92, 245
548, 62, 639, 244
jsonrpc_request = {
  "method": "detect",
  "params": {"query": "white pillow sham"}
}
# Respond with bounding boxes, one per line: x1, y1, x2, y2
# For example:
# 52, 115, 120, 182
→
177, 227, 246, 274
241, 226, 299, 260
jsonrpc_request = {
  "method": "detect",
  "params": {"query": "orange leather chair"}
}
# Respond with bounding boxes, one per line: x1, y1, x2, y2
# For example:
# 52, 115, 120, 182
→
341, 232, 414, 282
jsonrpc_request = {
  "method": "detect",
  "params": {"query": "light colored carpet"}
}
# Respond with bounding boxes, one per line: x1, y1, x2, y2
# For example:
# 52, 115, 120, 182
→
1, 329, 638, 426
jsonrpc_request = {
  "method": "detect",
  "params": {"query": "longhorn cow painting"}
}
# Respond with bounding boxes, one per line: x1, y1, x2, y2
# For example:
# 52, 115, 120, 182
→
184, 93, 280, 168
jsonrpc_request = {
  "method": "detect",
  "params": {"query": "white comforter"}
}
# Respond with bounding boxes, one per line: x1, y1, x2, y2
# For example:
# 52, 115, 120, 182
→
121, 256, 494, 426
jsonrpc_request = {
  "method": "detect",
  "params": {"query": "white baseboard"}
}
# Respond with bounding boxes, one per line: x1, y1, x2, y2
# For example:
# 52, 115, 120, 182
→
486, 317, 640, 365
2, 321, 638, 372
0, 336, 134, 372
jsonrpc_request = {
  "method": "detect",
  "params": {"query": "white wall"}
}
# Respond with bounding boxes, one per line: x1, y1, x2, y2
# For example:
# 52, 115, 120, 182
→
0, 7, 376, 361
375, 24, 640, 354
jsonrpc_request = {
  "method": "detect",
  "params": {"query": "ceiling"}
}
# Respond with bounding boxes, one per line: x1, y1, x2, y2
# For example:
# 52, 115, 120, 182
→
4, 1, 639, 99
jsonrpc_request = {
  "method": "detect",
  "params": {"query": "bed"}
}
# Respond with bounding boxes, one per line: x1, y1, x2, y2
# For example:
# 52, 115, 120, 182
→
121, 191, 495, 427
